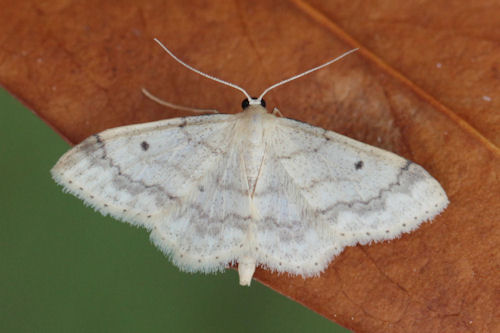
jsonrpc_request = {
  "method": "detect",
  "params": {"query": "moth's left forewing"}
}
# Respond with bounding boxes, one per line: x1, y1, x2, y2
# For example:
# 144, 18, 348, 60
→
51, 114, 237, 229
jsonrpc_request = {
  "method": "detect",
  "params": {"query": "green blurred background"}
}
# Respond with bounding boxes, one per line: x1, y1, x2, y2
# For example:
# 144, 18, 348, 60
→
0, 88, 349, 333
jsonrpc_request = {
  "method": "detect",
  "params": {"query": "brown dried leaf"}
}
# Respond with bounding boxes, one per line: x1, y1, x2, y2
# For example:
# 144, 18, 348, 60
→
304, 0, 500, 146
0, 1, 498, 332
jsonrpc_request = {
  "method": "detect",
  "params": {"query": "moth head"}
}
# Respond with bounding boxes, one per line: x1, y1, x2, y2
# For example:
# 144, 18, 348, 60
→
241, 98, 266, 110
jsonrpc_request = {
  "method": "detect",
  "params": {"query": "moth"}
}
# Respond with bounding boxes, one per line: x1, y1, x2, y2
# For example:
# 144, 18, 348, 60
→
52, 39, 448, 286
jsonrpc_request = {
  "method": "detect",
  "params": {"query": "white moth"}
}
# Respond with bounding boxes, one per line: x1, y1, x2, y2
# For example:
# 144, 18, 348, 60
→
52, 39, 449, 286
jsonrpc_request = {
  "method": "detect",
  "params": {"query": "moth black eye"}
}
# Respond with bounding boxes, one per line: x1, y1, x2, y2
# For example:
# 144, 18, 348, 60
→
260, 98, 266, 107
241, 98, 250, 109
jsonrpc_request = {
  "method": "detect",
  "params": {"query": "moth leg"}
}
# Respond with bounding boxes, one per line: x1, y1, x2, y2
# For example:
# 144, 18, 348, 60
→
142, 88, 219, 114
272, 107, 283, 117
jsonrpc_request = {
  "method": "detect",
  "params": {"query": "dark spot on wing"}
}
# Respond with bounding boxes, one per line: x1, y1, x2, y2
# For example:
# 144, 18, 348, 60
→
141, 141, 149, 151
355, 160, 364, 170
179, 120, 187, 128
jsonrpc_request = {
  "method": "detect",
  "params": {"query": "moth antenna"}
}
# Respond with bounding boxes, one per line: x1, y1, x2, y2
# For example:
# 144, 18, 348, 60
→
257, 48, 359, 101
154, 38, 252, 101
154, 38, 358, 106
